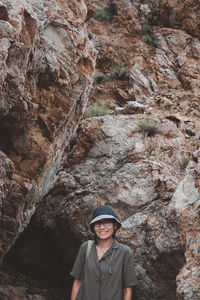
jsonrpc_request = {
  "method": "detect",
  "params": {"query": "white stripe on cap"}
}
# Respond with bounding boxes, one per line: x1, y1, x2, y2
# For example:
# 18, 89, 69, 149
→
90, 214, 119, 224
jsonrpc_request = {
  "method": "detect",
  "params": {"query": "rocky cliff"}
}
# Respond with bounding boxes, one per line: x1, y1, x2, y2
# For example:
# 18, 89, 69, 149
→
0, 0, 200, 299
0, 0, 96, 298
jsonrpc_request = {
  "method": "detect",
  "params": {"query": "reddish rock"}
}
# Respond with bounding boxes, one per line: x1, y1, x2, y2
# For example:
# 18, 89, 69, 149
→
0, 0, 200, 299
0, 0, 96, 266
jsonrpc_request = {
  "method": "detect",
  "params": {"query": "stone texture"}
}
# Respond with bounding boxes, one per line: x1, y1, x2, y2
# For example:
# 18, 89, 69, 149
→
169, 159, 200, 300
0, 0, 200, 299
115, 101, 145, 115
0, 151, 14, 209
146, 0, 200, 37
176, 199, 200, 300
37, 114, 196, 298
0, 0, 96, 280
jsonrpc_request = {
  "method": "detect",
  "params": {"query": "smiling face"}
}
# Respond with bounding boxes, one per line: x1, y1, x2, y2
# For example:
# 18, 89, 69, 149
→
93, 219, 117, 241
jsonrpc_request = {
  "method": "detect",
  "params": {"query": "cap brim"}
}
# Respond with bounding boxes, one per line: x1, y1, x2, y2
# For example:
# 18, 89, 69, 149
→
90, 214, 115, 224
90, 214, 121, 228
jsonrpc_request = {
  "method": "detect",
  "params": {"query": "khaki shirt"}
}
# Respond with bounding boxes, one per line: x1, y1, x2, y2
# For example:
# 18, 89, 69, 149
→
70, 239, 137, 300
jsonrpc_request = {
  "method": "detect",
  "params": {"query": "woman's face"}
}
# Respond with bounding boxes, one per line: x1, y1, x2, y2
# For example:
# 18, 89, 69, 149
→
94, 219, 117, 241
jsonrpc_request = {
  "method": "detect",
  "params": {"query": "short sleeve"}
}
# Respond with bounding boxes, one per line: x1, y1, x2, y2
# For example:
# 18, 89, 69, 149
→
123, 248, 138, 288
70, 242, 87, 280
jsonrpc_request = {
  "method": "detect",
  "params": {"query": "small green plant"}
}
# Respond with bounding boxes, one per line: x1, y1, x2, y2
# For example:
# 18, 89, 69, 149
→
163, 101, 173, 110
93, 72, 108, 84
137, 120, 163, 137
141, 23, 152, 35
93, 9, 114, 22
179, 155, 189, 169
110, 63, 128, 80
144, 34, 158, 48
145, 35, 153, 45
87, 102, 108, 117
141, 23, 157, 48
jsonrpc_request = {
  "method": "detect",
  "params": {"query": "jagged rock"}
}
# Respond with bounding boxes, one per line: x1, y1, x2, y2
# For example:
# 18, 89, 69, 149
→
0, 151, 14, 209
0, 0, 96, 257
146, 0, 200, 37
39, 114, 196, 298
115, 101, 145, 115
169, 165, 199, 216
140, 4, 151, 18
0, 0, 96, 297
196, 132, 200, 140
168, 161, 200, 299
0, 0, 200, 299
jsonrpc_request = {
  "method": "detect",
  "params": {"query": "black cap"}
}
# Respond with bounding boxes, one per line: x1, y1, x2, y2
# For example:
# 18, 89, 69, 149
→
90, 205, 121, 232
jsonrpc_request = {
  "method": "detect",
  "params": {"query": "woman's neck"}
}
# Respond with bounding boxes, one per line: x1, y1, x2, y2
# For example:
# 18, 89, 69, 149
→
98, 238, 114, 250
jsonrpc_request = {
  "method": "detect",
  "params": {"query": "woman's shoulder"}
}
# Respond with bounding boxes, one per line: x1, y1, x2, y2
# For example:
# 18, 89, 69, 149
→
117, 241, 133, 255
79, 240, 94, 251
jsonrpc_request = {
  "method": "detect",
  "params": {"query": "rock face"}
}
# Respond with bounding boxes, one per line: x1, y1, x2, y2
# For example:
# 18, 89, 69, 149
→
0, 0, 96, 298
0, 0, 95, 252
0, 0, 200, 299
146, 0, 200, 37
170, 156, 200, 300
40, 115, 198, 299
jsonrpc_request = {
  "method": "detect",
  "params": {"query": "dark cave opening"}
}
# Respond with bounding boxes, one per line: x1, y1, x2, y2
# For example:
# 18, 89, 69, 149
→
0, 117, 13, 156
147, 249, 186, 300
2, 214, 81, 300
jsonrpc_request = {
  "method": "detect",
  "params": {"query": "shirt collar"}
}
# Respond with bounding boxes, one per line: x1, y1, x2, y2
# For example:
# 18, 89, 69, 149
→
112, 239, 119, 249
103, 239, 119, 258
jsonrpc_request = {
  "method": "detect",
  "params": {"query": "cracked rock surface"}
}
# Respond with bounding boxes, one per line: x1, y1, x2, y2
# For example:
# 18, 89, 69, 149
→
0, 0, 200, 299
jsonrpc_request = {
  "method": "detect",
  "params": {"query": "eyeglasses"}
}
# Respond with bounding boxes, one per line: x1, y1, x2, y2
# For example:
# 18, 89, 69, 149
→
94, 219, 113, 228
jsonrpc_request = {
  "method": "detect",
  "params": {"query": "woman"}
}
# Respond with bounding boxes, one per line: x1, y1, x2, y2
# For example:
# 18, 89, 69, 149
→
70, 205, 137, 300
